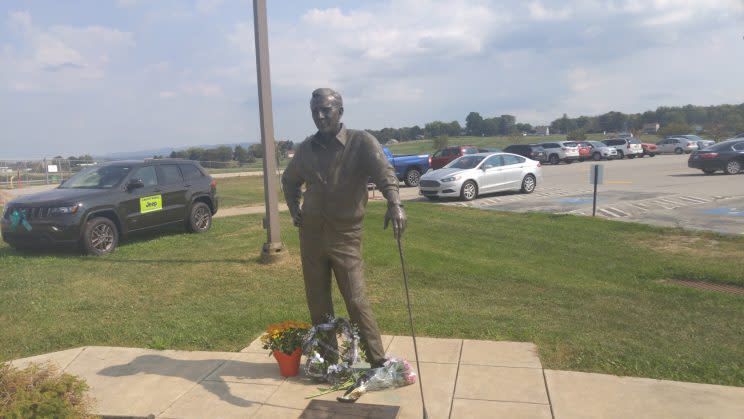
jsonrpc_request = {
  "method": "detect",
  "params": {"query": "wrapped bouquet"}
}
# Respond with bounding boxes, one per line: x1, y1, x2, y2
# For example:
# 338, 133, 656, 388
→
337, 357, 417, 403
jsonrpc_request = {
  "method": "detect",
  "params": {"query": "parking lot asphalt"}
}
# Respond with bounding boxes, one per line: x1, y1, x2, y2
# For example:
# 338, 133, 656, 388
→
402, 154, 744, 235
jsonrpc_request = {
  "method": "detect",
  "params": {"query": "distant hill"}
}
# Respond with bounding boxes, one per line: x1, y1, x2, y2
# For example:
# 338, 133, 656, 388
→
98, 142, 258, 161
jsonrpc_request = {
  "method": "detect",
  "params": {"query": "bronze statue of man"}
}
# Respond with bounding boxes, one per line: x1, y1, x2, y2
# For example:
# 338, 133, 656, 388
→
282, 88, 406, 368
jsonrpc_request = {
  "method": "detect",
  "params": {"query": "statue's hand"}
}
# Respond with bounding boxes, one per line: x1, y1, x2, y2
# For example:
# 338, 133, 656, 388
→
384, 203, 406, 239
291, 209, 303, 227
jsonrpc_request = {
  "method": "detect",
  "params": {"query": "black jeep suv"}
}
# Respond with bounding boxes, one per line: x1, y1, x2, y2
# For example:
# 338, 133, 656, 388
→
1, 159, 218, 255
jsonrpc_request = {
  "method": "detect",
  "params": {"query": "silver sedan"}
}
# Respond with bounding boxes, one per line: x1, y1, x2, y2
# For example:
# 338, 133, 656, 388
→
419, 152, 542, 201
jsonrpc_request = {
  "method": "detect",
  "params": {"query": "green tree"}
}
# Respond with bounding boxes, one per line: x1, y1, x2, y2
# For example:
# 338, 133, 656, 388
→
499, 115, 516, 135
249, 143, 264, 159
465, 112, 484, 136
233, 145, 252, 164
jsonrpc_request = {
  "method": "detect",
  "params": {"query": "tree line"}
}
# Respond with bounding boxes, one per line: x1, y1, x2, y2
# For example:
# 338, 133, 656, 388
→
167, 141, 294, 166
549, 103, 744, 138
363, 102, 744, 143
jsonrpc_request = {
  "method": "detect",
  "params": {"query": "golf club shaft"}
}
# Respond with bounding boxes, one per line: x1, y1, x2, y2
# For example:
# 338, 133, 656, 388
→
397, 234, 429, 419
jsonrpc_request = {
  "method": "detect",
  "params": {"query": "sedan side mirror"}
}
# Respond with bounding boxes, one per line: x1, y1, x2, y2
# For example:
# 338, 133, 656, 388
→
126, 178, 144, 191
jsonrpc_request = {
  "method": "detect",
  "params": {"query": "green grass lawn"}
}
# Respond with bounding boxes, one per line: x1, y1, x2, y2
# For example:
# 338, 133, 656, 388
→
215, 175, 275, 208
1, 203, 743, 387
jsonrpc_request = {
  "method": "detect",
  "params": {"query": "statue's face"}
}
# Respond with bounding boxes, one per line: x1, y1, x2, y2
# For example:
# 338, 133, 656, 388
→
311, 96, 343, 136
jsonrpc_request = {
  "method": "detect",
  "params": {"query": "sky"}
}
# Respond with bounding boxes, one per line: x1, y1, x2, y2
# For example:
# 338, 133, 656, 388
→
1, 0, 743, 159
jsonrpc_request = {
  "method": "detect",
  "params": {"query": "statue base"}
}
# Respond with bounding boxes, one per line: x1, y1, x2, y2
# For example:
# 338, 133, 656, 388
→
261, 241, 287, 264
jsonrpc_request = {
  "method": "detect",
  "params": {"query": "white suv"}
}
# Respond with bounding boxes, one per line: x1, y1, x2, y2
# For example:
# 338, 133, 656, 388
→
601, 138, 643, 159
540, 141, 580, 164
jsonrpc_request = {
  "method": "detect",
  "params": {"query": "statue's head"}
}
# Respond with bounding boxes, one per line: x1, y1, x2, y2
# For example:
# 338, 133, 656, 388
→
310, 88, 344, 136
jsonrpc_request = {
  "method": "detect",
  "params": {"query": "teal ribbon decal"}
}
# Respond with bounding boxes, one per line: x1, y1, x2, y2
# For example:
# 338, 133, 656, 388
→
9, 210, 32, 232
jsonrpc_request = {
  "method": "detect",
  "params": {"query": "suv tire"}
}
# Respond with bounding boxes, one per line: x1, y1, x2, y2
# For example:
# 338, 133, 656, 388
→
187, 202, 212, 233
592, 152, 602, 161
617, 150, 624, 159
521, 174, 536, 194
82, 217, 118, 256
404, 168, 421, 187
460, 180, 478, 201
548, 154, 560, 165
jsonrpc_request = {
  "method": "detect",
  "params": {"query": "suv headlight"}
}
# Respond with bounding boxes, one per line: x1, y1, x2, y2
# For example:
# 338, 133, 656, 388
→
440, 175, 461, 183
49, 204, 81, 216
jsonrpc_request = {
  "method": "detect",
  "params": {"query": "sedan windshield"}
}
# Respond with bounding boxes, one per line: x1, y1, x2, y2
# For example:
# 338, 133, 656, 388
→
446, 155, 486, 169
60, 165, 132, 189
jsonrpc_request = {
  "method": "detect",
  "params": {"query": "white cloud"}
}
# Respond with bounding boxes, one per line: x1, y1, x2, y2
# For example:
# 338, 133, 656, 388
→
195, 0, 223, 15
527, 1, 572, 21
1, 11, 134, 91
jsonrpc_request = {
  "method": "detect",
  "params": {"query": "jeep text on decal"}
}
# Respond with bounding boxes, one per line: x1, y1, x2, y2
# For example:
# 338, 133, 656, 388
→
139, 195, 163, 213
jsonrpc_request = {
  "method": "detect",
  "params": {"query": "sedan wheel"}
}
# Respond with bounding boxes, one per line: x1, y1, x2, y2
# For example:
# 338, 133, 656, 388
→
725, 160, 741, 175
460, 180, 478, 201
675, 147, 683, 154
521, 174, 536, 194
404, 168, 421, 187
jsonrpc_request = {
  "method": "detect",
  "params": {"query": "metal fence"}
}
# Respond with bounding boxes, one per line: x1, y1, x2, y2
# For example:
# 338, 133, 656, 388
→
0, 158, 97, 189
0, 157, 290, 189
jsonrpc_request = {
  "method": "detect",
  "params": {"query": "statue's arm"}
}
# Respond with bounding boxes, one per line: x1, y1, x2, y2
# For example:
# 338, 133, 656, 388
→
364, 134, 406, 238
365, 134, 400, 204
281, 151, 304, 226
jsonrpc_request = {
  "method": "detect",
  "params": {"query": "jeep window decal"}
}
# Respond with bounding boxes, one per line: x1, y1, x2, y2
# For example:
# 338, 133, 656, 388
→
139, 195, 163, 213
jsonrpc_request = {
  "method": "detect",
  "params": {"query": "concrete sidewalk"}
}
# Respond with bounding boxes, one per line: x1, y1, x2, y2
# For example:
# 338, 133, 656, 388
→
9, 336, 744, 418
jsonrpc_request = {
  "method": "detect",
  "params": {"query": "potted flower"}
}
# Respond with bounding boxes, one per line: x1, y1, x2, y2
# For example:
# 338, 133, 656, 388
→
260, 320, 311, 377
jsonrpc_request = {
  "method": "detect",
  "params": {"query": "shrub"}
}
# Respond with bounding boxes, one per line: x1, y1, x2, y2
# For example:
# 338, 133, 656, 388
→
0, 362, 96, 418
566, 129, 587, 142
432, 135, 449, 150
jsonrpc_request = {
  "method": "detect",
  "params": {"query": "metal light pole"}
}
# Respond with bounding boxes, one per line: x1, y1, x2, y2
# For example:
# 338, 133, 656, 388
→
253, 0, 286, 263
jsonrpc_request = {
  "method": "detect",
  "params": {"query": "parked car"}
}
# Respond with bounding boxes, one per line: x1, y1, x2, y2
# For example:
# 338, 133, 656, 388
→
383, 147, 430, 187
419, 152, 542, 201
1, 159, 218, 255
656, 137, 698, 154
540, 141, 580, 164
601, 138, 643, 159
639, 143, 658, 157
429, 145, 480, 169
688, 139, 744, 175
502, 144, 548, 163
695, 140, 716, 150
578, 141, 618, 160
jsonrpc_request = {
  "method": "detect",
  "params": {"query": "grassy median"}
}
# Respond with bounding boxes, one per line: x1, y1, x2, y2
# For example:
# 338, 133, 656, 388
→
1, 203, 742, 387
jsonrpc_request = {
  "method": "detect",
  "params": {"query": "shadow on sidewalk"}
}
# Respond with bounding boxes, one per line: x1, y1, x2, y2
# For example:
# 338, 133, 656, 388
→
99, 354, 280, 408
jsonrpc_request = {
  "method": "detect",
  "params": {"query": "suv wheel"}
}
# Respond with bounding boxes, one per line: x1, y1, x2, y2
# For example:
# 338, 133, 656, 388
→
83, 217, 118, 256
724, 160, 741, 175
188, 202, 212, 233
617, 150, 624, 159
592, 152, 602, 161
521, 174, 536, 194
404, 168, 421, 187
460, 180, 478, 201
548, 154, 560, 165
